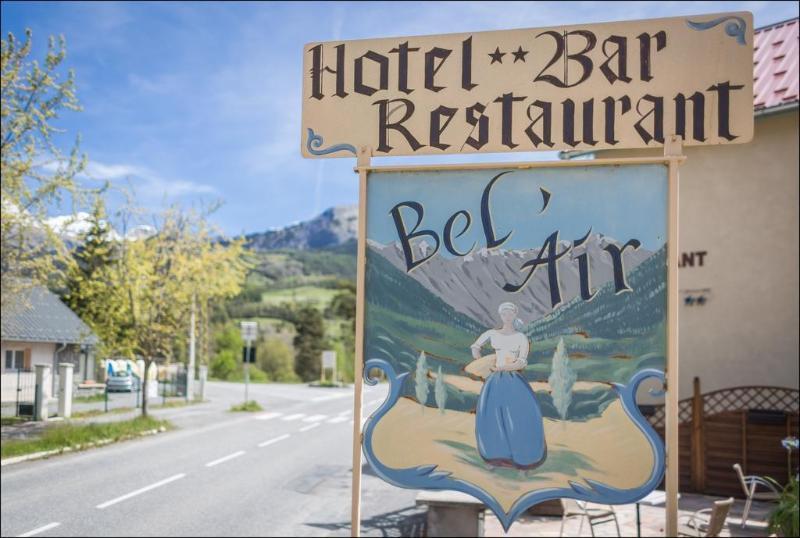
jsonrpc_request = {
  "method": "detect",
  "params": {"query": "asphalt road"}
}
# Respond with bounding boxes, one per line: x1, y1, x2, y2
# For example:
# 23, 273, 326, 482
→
1, 381, 425, 537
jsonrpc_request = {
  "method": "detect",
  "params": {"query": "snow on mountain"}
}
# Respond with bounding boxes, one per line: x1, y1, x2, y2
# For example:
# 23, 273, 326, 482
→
43, 213, 154, 242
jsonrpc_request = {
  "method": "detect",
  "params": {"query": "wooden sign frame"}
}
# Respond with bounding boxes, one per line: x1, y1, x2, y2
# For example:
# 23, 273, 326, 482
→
349, 139, 684, 536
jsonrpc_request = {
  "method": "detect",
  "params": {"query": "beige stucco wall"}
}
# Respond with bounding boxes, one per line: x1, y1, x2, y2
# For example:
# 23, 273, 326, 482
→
0, 340, 56, 373
595, 109, 799, 399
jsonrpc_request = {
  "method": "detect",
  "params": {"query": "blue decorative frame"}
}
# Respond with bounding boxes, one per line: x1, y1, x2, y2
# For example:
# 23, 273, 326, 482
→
306, 128, 357, 156
686, 16, 747, 45
362, 358, 666, 532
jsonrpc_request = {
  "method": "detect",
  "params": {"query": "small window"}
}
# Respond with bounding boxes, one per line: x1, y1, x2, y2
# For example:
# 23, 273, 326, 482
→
5, 350, 24, 370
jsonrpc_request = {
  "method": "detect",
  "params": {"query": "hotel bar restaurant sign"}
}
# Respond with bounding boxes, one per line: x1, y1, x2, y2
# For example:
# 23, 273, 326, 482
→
301, 12, 753, 158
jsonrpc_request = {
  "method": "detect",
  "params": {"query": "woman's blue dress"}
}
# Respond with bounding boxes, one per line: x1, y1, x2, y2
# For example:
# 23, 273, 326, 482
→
475, 370, 546, 469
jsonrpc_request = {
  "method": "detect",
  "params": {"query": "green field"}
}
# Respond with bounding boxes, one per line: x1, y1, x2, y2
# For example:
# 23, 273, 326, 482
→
260, 286, 339, 309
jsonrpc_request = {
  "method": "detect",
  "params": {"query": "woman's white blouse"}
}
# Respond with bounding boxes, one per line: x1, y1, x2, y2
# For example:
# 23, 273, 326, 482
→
471, 329, 530, 369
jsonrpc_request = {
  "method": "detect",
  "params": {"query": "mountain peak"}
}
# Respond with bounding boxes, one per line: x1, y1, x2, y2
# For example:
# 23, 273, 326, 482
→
246, 204, 358, 251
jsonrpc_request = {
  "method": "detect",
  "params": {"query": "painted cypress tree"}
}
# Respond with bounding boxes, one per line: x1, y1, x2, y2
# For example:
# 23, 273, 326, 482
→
415, 350, 428, 410
434, 366, 447, 414
548, 337, 576, 420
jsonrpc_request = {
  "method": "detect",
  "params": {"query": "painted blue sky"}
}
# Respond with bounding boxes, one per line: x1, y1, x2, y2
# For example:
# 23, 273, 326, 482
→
2, 1, 796, 235
367, 164, 667, 253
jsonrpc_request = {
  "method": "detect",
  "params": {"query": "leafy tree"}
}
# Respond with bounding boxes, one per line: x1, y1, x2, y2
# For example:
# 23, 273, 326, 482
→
210, 349, 237, 380
327, 289, 355, 320
331, 334, 354, 383
325, 286, 356, 383
104, 204, 249, 416
257, 336, 297, 382
1, 29, 88, 306
63, 196, 131, 359
548, 337, 576, 420
293, 305, 325, 381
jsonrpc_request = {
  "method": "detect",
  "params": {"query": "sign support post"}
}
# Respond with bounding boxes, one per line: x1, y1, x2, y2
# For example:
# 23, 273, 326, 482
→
665, 135, 683, 537
245, 343, 250, 404
350, 146, 371, 537
240, 321, 257, 405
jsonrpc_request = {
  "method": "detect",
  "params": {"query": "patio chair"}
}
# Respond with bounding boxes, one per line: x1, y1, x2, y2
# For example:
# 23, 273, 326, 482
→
559, 498, 620, 537
733, 463, 781, 527
677, 497, 734, 537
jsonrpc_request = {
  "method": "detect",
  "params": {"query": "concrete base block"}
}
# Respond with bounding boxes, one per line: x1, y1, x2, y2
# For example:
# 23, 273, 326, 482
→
416, 490, 485, 537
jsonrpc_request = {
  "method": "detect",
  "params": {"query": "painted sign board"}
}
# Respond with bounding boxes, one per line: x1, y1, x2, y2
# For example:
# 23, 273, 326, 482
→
361, 162, 667, 530
301, 12, 753, 158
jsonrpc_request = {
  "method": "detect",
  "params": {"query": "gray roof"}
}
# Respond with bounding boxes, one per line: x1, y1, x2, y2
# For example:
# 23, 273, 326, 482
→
1, 285, 99, 345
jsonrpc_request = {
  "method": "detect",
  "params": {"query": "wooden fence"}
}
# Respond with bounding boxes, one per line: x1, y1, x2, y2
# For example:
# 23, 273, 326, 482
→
646, 378, 799, 497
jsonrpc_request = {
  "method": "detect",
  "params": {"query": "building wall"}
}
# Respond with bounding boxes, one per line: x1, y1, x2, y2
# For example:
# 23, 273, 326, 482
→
595, 109, 799, 399
0, 340, 56, 373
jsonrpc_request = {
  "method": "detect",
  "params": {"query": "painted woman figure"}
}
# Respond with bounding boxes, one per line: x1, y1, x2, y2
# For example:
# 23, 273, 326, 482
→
470, 302, 546, 469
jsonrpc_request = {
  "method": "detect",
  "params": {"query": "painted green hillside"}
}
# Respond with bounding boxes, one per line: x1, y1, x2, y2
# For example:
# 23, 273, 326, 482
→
364, 247, 484, 375
525, 246, 667, 382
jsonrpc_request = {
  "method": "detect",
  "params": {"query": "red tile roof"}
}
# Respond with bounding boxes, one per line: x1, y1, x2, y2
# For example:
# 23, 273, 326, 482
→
754, 18, 799, 111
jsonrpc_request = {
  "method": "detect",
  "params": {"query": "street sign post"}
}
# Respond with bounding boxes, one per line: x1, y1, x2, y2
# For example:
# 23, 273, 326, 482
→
301, 11, 754, 537
321, 350, 337, 384
240, 321, 258, 404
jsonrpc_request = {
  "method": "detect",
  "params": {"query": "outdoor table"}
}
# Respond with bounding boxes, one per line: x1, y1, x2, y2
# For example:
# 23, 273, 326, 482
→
636, 490, 680, 537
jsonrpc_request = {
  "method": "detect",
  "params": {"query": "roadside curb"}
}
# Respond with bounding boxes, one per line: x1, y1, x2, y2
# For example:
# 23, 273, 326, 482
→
0, 426, 167, 467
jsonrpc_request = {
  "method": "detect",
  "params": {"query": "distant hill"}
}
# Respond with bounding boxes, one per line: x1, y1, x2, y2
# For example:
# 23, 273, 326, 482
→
245, 205, 357, 251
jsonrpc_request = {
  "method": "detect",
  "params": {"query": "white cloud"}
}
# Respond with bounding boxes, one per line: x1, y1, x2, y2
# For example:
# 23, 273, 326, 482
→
128, 73, 183, 95
82, 160, 217, 198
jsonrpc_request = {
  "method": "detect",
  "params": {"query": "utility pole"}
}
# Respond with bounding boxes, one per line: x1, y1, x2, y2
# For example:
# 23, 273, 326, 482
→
187, 293, 196, 401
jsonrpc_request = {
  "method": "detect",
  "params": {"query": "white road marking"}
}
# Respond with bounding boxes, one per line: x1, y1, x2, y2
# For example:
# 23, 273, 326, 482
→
302, 414, 327, 423
337, 409, 352, 416
299, 423, 321, 433
281, 413, 305, 421
258, 433, 290, 448
17, 522, 61, 537
327, 416, 349, 424
311, 393, 351, 402
254, 412, 282, 421
96, 474, 186, 509
205, 450, 246, 468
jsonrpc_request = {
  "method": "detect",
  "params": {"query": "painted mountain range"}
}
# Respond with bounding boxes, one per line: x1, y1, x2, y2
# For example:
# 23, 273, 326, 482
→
367, 233, 653, 327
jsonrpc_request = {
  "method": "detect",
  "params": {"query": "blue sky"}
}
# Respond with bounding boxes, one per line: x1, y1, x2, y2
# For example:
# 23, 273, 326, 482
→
367, 164, 667, 253
2, 1, 797, 236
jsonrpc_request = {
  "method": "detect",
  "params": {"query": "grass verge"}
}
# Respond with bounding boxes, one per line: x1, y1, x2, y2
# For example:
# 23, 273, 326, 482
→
1, 416, 171, 460
71, 407, 135, 419
73, 393, 107, 403
229, 401, 263, 412
151, 399, 206, 410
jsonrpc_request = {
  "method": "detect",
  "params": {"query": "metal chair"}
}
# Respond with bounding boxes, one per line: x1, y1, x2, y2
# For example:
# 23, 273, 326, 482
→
733, 463, 780, 527
559, 498, 620, 537
677, 497, 734, 537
